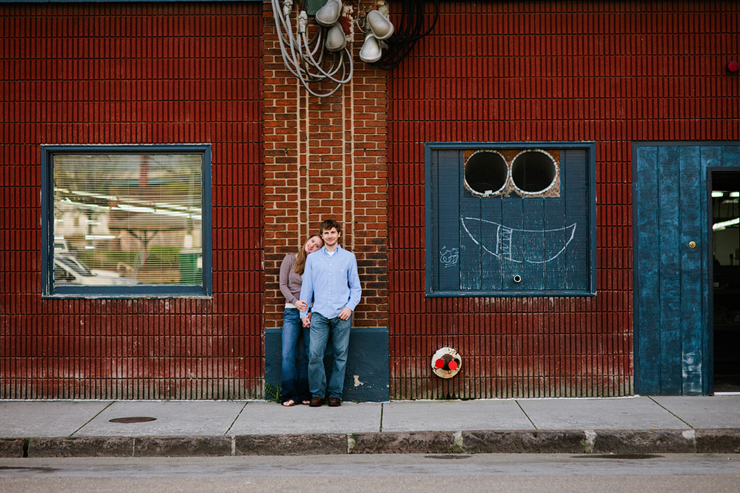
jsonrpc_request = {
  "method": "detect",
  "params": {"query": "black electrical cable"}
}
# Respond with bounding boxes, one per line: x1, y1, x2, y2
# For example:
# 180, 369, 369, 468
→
372, 0, 439, 71
381, 1, 436, 70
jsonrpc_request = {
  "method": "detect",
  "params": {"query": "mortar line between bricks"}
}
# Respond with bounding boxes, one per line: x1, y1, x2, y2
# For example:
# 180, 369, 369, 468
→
224, 401, 249, 436
516, 400, 538, 430
70, 401, 115, 437
648, 396, 695, 429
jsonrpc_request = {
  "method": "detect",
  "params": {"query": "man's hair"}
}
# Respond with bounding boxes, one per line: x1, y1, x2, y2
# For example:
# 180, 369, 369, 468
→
319, 219, 341, 233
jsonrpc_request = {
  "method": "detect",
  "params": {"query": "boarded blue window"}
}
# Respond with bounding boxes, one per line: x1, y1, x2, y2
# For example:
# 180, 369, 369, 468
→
425, 142, 596, 297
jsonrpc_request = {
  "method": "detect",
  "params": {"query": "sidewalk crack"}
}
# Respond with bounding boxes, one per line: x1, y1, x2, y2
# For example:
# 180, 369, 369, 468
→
70, 401, 114, 437
224, 401, 249, 436
648, 396, 694, 429
516, 400, 537, 430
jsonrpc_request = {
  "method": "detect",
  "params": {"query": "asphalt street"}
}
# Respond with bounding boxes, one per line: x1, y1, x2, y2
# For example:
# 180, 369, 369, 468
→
1, 454, 739, 492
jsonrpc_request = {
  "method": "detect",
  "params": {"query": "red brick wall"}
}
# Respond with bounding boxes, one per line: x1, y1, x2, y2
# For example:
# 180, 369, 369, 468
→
262, 3, 389, 331
387, 1, 739, 398
0, 3, 264, 399
3, 0, 738, 401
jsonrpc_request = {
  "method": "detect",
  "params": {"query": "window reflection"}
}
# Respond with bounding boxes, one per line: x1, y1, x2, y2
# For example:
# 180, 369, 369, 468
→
53, 153, 203, 286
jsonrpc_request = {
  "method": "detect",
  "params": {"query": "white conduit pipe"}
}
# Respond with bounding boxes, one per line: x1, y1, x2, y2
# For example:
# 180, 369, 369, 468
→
272, 0, 354, 98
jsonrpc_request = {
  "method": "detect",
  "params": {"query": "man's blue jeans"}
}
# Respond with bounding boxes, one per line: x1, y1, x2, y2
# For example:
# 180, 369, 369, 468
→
308, 312, 352, 399
281, 307, 310, 403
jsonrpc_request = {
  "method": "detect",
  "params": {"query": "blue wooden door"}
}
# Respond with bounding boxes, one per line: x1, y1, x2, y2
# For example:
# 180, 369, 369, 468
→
634, 144, 739, 395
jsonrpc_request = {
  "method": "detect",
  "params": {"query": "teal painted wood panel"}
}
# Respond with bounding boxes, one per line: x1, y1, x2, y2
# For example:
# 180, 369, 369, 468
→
436, 150, 462, 292
460, 164, 483, 291
635, 145, 662, 393
657, 146, 683, 393
563, 149, 590, 291
634, 143, 734, 395
678, 146, 704, 394
500, 195, 524, 291
426, 143, 595, 297
522, 197, 545, 291
480, 192, 502, 290
543, 184, 567, 291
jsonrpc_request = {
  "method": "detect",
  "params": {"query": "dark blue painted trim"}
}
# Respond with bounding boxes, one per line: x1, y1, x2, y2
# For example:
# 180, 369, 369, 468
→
631, 143, 654, 394
41, 144, 213, 299
424, 289, 595, 298
633, 141, 740, 146
425, 142, 596, 151
425, 141, 597, 298
424, 142, 434, 299
588, 144, 597, 296
41, 148, 54, 296
264, 327, 390, 402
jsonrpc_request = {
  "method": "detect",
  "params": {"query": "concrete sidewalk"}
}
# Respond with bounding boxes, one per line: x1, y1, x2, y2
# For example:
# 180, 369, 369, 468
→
1, 396, 739, 457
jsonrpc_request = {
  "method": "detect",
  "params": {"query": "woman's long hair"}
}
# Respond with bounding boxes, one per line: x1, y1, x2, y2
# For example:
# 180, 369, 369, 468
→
294, 234, 322, 275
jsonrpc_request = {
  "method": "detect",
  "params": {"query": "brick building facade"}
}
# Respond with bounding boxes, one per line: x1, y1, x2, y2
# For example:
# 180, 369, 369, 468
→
1, 1, 739, 400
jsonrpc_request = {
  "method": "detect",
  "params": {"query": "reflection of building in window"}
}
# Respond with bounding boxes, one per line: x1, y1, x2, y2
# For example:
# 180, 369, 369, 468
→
42, 145, 212, 298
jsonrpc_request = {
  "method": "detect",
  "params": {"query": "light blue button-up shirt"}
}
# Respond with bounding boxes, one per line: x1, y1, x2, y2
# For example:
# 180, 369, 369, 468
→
299, 244, 362, 319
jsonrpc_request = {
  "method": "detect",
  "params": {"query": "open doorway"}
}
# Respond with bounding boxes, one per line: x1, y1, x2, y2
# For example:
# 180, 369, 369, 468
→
711, 170, 740, 393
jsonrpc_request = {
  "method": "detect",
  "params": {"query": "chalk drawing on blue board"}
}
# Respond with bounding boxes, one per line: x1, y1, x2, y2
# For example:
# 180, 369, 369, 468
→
461, 217, 576, 264
439, 246, 459, 268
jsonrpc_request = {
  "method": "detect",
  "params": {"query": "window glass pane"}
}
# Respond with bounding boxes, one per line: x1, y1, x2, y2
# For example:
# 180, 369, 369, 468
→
53, 153, 203, 286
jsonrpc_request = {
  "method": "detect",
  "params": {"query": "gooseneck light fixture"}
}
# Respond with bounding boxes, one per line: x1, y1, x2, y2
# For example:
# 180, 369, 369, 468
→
272, 1, 436, 96
271, 0, 353, 98
365, 9, 394, 39
358, 6, 393, 63
315, 0, 342, 26
359, 33, 384, 63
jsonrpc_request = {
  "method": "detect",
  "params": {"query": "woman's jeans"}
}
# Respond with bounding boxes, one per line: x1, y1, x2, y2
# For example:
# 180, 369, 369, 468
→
308, 312, 352, 399
281, 307, 310, 403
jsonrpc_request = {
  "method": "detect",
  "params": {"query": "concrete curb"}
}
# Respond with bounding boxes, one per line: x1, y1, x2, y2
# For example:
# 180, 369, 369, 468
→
28, 437, 136, 458
696, 429, 740, 453
0, 438, 25, 458
350, 432, 456, 454
461, 430, 588, 454
2, 430, 738, 458
235, 434, 348, 456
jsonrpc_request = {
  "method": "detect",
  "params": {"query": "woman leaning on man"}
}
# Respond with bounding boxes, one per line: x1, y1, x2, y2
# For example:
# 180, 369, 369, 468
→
278, 233, 323, 406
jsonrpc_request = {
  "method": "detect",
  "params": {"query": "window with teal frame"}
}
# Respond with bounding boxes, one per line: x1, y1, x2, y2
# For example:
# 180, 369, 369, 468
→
41, 145, 212, 298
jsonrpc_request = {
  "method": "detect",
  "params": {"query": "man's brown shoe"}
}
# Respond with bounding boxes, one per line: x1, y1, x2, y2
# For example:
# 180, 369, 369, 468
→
309, 396, 324, 407
328, 397, 342, 407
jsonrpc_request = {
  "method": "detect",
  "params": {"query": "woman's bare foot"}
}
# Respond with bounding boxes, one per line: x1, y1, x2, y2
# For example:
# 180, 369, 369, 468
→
282, 399, 296, 407
301, 400, 310, 405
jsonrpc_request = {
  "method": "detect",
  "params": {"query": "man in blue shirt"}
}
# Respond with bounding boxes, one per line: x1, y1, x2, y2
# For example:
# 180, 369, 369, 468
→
296, 219, 362, 407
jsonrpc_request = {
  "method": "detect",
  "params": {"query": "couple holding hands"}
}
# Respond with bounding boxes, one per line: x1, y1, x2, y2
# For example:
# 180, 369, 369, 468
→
278, 219, 362, 407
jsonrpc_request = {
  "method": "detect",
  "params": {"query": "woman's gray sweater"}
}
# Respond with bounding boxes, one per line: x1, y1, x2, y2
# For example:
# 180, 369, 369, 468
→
279, 253, 303, 307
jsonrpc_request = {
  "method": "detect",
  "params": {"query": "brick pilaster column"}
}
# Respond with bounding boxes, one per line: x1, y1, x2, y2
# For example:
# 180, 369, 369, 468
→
263, 2, 388, 330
